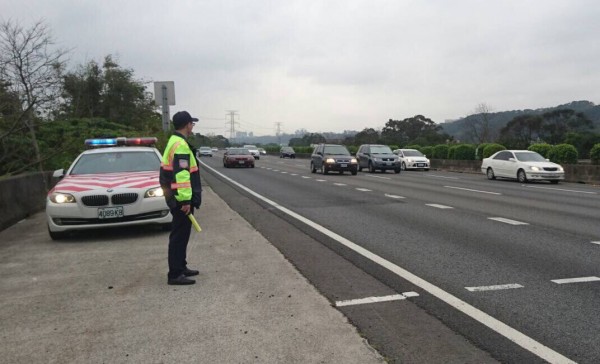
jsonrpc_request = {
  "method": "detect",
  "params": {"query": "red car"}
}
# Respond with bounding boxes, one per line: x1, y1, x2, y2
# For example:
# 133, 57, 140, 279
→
223, 148, 255, 168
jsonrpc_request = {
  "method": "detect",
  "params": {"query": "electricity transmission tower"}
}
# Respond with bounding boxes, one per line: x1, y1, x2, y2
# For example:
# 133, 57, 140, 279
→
225, 110, 239, 144
275, 122, 283, 145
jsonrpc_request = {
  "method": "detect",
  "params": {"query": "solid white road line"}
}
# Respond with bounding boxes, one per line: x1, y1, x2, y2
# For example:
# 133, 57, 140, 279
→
526, 185, 597, 194
466, 284, 524, 292
385, 194, 405, 199
355, 188, 372, 192
426, 174, 460, 179
367, 175, 391, 180
199, 160, 576, 364
488, 217, 529, 225
445, 186, 502, 195
551, 276, 600, 284
335, 292, 419, 307
426, 204, 454, 209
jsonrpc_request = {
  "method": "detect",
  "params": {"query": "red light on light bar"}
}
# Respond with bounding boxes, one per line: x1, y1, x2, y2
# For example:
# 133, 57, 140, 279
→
125, 137, 157, 145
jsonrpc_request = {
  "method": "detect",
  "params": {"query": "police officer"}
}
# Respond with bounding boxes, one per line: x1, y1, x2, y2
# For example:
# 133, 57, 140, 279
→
160, 111, 202, 285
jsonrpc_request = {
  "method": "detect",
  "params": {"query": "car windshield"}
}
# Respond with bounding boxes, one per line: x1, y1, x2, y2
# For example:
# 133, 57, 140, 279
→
282, 147, 294, 152
228, 149, 251, 155
243, 145, 257, 149
514, 152, 546, 162
323, 145, 350, 155
200, 147, 211, 151
370, 146, 393, 154
402, 150, 424, 157
70, 151, 160, 174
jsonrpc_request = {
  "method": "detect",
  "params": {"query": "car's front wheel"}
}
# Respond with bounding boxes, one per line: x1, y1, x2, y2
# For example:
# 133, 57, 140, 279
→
351, 169, 357, 176
394, 168, 400, 174
322, 165, 328, 175
368, 161, 375, 173
486, 167, 496, 180
401, 162, 407, 171
517, 169, 528, 183
311, 162, 317, 173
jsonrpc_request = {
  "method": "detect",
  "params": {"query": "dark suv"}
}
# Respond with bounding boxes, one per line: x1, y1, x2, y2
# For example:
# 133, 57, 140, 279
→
310, 144, 358, 175
356, 144, 400, 173
280, 147, 296, 158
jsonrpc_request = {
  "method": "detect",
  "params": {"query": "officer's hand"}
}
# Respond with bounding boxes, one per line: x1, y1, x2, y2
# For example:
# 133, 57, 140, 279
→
180, 204, 191, 215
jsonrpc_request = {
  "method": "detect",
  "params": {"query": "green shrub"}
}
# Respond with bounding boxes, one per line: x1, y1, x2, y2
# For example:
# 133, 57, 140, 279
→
482, 144, 505, 158
528, 143, 552, 158
547, 144, 578, 164
421, 146, 433, 158
347, 145, 358, 155
475, 143, 491, 160
388, 145, 399, 151
590, 143, 600, 165
404, 144, 421, 150
432, 144, 450, 159
452, 144, 476, 160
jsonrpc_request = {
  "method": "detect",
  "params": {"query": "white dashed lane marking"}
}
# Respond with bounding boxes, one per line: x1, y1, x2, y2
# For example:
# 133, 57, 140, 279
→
334, 183, 347, 186
466, 284, 524, 292
426, 204, 453, 209
355, 188, 372, 192
488, 217, 529, 225
591, 241, 600, 245
385, 194, 405, 199
316, 179, 327, 182
551, 276, 600, 284
335, 292, 419, 307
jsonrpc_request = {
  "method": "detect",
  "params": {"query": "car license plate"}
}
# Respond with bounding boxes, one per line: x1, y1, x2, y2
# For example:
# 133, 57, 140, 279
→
546, 175, 558, 178
340, 163, 347, 167
417, 163, 425, 167
238, 161, 245, 164
98, 206, 124, 219
386, 162, 392, 166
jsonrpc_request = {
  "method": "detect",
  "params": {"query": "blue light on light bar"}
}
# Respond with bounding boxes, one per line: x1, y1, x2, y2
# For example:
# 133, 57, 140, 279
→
85, 138, 118, 146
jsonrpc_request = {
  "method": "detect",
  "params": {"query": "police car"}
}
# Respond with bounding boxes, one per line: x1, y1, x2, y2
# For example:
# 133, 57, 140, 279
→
46, 137, 172, 240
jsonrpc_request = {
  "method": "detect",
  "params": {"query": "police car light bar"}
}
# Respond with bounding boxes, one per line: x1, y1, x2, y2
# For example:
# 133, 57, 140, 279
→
85, 137, 157, 147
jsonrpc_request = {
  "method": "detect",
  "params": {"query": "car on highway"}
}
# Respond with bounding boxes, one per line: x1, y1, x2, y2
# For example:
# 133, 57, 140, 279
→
280, 146, 296, 158
356, 144, 400, 173
198, 146, 213, 157
393, 148, 430, 171
45, 137, 172, 240
310, 144, 358, 175
258, 148, 267, 156
211, 147, 219, 153
481, 150, 564, 183
223, 148, 255, 168
243, 145, 260, 160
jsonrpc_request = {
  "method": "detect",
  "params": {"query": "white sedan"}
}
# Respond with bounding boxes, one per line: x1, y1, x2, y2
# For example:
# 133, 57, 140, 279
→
481, 150, 564, 184
393, 149, 430, 171
46, 137, 172, 240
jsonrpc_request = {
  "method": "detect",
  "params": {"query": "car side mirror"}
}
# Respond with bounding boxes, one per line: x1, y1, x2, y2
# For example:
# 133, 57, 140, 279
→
545, 158, 550, 162
508, 158, 516, 162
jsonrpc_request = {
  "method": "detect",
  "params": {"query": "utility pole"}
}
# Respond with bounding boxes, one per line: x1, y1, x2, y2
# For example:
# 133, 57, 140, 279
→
225, 110, 239, 145
275, 122, 282, 146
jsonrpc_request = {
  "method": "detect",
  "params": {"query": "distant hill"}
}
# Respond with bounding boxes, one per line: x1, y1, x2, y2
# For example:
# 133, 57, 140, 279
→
440, 100, 600, 143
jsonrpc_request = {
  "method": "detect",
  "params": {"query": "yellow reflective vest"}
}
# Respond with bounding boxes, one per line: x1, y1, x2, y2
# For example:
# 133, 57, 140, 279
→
159, 132, 202, 209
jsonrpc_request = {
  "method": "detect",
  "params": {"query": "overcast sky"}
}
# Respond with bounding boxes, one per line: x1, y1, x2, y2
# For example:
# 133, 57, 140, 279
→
2, 0, 600, 136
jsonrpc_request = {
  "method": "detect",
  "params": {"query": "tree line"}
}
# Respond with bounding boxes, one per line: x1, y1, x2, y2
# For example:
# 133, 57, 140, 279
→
2, 19, 599, 179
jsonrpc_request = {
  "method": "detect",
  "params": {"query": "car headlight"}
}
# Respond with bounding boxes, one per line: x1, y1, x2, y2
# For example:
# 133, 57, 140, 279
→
373, 157, 381, 162
530, 166, 541, 172
325, 158, 335, 164
407, 158, 413, 163
49, 192, 76, 204
350, 158, 357, 163
557, 166, 564, 172
145, 187, 164, 198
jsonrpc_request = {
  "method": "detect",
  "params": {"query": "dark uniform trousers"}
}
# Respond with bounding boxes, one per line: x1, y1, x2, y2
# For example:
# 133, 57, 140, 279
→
168, 206, 194, 279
